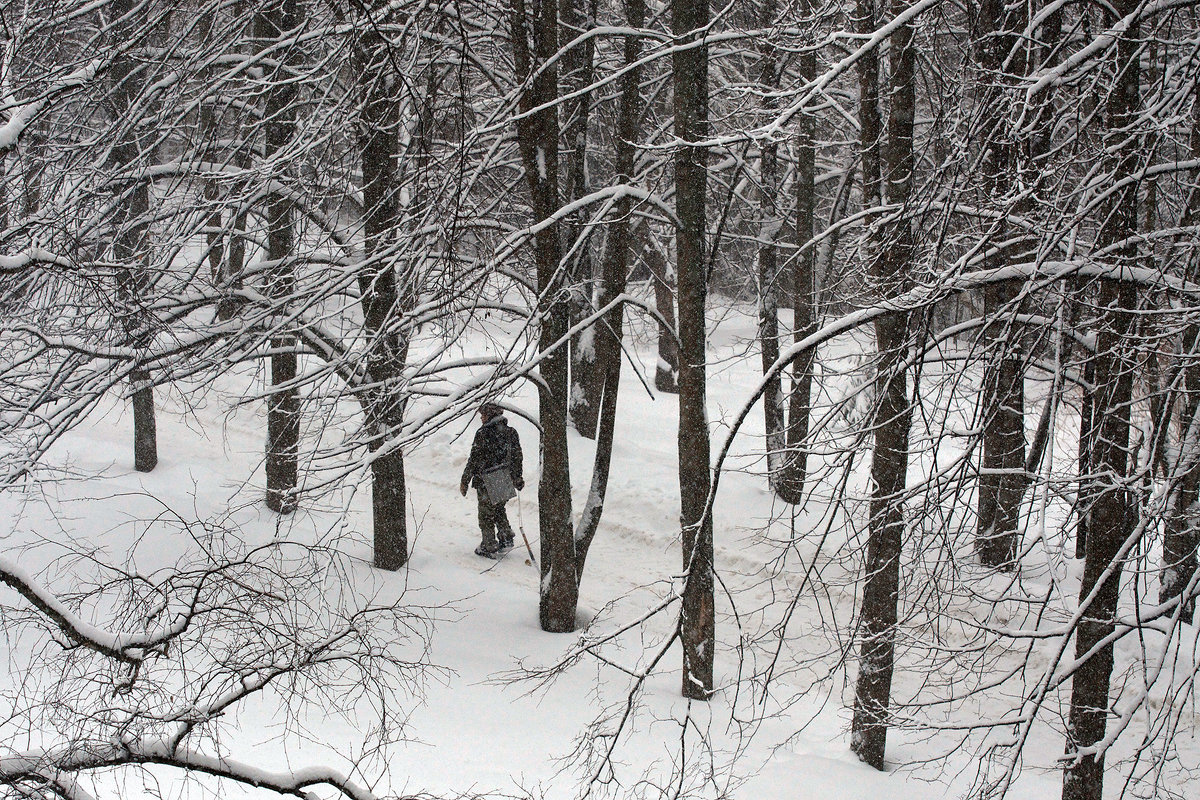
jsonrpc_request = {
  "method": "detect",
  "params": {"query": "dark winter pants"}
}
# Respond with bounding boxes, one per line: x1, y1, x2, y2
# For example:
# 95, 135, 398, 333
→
477, 492, 514, 550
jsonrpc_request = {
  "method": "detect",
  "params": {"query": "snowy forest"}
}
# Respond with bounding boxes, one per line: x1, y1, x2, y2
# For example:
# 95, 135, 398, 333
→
1, 0, 1199, 798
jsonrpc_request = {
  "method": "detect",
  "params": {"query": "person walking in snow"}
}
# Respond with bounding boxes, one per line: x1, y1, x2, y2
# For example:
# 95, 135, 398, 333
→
459, 402, 524, 558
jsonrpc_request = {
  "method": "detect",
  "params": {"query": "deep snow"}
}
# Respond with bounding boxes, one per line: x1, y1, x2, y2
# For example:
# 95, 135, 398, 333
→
3, 306, 1194, 800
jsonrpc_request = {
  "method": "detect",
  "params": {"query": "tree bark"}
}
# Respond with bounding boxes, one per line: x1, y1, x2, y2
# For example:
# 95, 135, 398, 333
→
510, 0, 577, 632
851, 0, 914, 770
202, 7, 249, 324
641, 222, 679, 393
974, 0, 1027, 570
1062, 4, 1140, 798
674, 0, 713, 701
562, 0, 602, 439
755, 0, 786, 492
353, 13, 414, 572
257, 0, 300, 514
107, 0, 158, 474
777, 0, 819, 504
1160, 92, 1200, 622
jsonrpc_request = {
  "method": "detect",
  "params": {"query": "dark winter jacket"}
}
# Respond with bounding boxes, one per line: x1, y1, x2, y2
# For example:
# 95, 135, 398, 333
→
461, 415, 524, 492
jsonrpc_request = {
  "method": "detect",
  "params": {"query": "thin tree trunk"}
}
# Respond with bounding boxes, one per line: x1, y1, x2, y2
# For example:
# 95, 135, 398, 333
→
974, 0, 1027, 570
258, 0, 300, 514
1062, 4, 1140, 797
1160, 92, 1200, 622
107, 0, 157, 473
641, 222, 679, 393
755, 0, 785, 491
674, 0, 713, 702
572, 0, 643, 579
1016, 5, 1063, 496
353, 17, 413, 572
851, 0, 914, 770
511, 0, 577, 633
205, 6, 249, 324
777, 0, 818, 504
1076, 356, 1095, 558
563, 0, 602, 438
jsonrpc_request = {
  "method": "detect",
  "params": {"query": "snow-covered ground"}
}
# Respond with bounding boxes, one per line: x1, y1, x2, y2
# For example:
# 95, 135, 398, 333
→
3, 306, 1194, 800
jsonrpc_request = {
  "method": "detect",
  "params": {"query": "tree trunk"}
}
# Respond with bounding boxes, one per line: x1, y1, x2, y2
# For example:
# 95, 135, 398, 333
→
1163, 324, 1200, 623
1160, 93, 1200, 622
1076, 356, 1095, 558
641, 222, 679, 394
107, 0, 158, 474
353, 16, 414, 572
572, 0, 643, 580
510, 0, 577, 633
755, 0, 786, 491
974, 0, 1026, 570
777, 0, 818, 505
203, 6, 249, 326
851, 0, 914, 770
562, 0, 602, 438
1062, 5, 1140, 798
673, 0, 713, 702
258, 0, 300, 514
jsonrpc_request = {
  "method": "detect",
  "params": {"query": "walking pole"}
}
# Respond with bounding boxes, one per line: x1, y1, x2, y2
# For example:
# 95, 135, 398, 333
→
517, 494, 537, 568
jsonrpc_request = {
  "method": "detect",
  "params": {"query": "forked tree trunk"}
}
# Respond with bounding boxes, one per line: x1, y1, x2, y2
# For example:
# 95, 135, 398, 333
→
1062, 5, 1140, 799
510, 0, 577, 633
572, 0, 644, 579
851, 0, 914, 770
257, 0, 300, 514
673, 0, 713, 701
974, 0, 1026, 570
353, 19, 414, 571
107, 0, 157, 473
562, 0, 602, 438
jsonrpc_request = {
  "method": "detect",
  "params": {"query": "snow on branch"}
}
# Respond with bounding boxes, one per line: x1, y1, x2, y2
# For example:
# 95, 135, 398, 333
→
0, 555, 166, 663
0, 60, 101, 154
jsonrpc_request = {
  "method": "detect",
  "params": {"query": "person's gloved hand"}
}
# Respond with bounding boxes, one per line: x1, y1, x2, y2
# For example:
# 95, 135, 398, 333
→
514, 478, 525, 491
459, 480, 468, 497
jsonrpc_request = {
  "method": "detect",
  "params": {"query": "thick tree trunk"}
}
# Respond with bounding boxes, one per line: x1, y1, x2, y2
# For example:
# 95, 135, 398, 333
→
562, 0, 602, 438
258, 0, 300, 514
974, 0, 1026, 570
107, 0, 157, 474
511, 0, 577, 633
572, 0, 643, 580
1062, 5, 1140, 798
851, 0, 914, 770
777, 2, 818, 505
354, 19, 413, 571
673, 0, 713, 702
